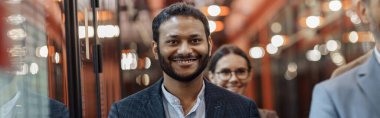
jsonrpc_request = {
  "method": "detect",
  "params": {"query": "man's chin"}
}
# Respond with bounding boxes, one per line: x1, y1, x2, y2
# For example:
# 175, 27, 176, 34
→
172, 74, 198, 82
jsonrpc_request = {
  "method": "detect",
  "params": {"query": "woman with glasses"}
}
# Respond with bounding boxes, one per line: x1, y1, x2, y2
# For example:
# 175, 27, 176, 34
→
208, 44, 251, 94
208, 44, 278, 118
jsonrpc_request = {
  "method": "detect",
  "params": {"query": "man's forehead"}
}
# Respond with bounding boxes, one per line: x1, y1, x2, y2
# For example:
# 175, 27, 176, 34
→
160, 16, 201, 26
158, 16, 205, 35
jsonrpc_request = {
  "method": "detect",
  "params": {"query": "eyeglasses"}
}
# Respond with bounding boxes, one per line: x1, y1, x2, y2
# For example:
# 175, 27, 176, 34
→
216, 68, 249, 80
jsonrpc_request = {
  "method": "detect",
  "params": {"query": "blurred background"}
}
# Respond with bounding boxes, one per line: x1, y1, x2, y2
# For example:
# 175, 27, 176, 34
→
0, 0, 375, 118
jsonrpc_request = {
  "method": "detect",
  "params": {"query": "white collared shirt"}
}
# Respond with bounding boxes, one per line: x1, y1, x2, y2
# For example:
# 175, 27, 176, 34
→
374, 48, 380, 64
161, 81, 205, 118
0, 92, 20, 118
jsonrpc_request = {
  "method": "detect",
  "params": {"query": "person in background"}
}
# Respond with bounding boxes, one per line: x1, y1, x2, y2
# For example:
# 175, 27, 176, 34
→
309, 0, 380, 117
108, 3, 260, 118
208, 44, 278, 118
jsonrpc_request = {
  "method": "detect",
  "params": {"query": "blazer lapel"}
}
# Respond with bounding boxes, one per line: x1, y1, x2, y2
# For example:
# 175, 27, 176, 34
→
147, 78, 165, 118
205, 81, 225, 118
356, 52, 380, 114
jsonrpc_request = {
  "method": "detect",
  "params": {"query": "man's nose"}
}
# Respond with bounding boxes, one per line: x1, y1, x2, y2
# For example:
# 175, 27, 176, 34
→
177, 42, 192, 54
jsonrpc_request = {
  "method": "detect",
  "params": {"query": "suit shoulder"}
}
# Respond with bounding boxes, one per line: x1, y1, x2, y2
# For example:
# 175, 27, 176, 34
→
49, 98, 67, 110
114, 84, 159, 107
316, 66, 360, 92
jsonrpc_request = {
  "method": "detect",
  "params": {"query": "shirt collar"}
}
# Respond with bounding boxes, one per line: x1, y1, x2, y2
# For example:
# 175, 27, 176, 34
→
374, 48, 380, 64
1, 91, 20, 118
161, 80, 205, 108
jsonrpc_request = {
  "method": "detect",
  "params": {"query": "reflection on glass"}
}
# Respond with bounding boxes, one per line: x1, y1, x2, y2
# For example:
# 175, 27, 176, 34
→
37, 46, 49, 58
4, 0, 22, 4
141, 74, 150, 86
8, 46, 27, 57
29, 62, 39, 75
144, 57, 151, 69
7, 28, 27, 40
1, 0, 69, 117
15, 63, 28, 75
54, 52, 60, 64
7, 14, 26, 25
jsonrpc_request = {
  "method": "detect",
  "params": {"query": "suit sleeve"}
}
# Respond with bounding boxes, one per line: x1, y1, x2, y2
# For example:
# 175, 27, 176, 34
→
309, 83, 338, 118
108, 103, 120, 118
249, 101, 261, 118
61, 105, 69, 118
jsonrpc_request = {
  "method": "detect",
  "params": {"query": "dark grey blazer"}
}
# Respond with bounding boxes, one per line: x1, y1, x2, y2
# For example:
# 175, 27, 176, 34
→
108, 79, 260, 118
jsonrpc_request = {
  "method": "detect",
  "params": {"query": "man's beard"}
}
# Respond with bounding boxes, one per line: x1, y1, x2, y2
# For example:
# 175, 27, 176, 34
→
157, 48, 210, 82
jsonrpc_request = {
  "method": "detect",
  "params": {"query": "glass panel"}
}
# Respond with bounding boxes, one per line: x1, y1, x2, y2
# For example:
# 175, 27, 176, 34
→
0, 0, 69, 118
77, 0, 122, 117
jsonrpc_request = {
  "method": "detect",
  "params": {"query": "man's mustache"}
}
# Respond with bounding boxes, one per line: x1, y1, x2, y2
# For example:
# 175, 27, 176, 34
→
169, 54, 201, 60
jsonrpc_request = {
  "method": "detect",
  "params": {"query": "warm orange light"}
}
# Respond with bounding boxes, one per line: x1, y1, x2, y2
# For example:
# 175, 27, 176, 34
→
97, 10, 113, 21
77, 10, 114, 22
322, 0, 352, 12
342, 0, 352, 10
137, 58, 145, 69
298, 16, 324, 28
77, 12, 84, 22
214, 21, 224, 32
343, 31, 375, 43
201, 6, 230, 17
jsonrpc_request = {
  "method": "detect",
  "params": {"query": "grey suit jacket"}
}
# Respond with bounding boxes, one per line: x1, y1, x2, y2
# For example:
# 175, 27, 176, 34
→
108, 78, 260, 118
310, 52, 380, 118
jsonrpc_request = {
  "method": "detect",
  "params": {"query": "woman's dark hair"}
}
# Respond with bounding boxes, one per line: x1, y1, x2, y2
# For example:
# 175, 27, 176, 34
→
208, 44, 252, 73
152, 2, 210, 42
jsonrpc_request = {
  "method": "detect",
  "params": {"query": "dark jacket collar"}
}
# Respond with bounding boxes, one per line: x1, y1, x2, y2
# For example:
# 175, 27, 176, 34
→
147, 78, 225, 118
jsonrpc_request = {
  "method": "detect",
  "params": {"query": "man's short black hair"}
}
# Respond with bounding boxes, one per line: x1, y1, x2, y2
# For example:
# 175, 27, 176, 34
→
152, 2, 210, 42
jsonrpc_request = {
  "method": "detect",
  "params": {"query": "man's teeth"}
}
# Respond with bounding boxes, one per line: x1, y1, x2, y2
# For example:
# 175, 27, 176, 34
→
175, 59, 196, 63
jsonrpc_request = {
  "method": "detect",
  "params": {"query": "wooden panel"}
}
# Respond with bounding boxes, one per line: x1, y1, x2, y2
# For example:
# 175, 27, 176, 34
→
78, 39, 122, 118
100, 40, 122, 118
48, 43, 57, 99
61, 44, 69, 106
81, 60, 97, 118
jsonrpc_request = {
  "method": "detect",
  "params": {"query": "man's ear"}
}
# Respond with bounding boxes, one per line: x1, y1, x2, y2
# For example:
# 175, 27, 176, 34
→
208, 36, 213, 57
357, 0, 369, 24
152, 41, 159, 60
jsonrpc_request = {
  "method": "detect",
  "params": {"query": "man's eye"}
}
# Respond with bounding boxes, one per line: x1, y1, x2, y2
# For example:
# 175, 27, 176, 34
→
166, 40, 178, 45
190, 39, 201, 44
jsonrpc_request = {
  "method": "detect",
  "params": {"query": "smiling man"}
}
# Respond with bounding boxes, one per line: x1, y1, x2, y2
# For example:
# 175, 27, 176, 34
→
108, 3, 260, 118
